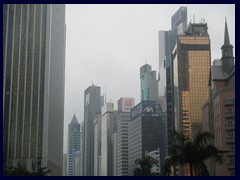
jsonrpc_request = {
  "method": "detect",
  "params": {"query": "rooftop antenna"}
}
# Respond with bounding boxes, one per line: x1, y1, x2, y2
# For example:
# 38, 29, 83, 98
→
91, 81, 94, 86
193, 15, 195, 23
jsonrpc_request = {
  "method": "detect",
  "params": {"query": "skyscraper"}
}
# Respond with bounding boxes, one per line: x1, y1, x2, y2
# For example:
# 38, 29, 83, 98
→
172, 22, 211, 137
158, 7, 188, 155
158, 31, 169, 161
140, 64, 158, 101
166, 7, 187, 155
93, 114, 102, 176
117, 97, 135, 176
100, 102, 117, 176
82, 85, 101, 176
128, 101, 162, 176
67, 114, 80, 176
3, 4, 66, 175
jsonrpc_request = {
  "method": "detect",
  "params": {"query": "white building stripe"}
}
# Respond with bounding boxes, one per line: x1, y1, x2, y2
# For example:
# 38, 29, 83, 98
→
14, 4, 23, 159
7, 4, 16, 160
29, 4, 36, 160
21, 4, 30, 158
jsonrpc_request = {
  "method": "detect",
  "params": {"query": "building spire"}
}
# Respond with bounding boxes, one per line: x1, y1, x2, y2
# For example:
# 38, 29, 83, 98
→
224, 18, 231, 46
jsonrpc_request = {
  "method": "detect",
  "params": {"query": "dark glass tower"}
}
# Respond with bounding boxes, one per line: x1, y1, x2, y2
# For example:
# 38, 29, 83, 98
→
164, 7, 187, 154
82, 85, 101, 176
67, 114, 80, 176
3, 4, 66, 175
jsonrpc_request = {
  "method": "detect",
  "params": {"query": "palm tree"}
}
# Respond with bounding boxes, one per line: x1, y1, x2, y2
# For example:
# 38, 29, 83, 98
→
3, 164, 50, 176
134, 155, 159, 176
163, 131, 224, 176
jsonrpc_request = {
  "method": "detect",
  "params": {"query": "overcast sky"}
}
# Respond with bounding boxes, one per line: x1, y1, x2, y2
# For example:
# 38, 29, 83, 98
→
63, 4, 235, 153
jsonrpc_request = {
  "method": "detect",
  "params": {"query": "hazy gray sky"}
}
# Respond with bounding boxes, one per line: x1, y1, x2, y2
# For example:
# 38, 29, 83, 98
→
63, 4, 235, 153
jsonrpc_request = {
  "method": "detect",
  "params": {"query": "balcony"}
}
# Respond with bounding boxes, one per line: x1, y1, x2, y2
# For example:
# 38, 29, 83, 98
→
225, 111, 235, 118
225, 124, 235, 131
224, 98, 235, 106
226, 137, 235, 143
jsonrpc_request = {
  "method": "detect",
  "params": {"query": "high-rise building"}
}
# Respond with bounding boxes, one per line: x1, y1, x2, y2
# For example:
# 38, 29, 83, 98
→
100, 102, 117, 176
158, 7, 188, 155
63, 153, 67, 176
117, 97, 135, 176
74, 150, 81, 176
3, 4, 66, 175
112, 132, 118, 176
93, 114, 102, 176
82, 85, 101, 176
158, 31, 169, 163
128, 101, 162, 176
169, 6, 187, 153
202, 20, 235, 176
79, 122, 85, 176
140, 64, 158, 101
67, 114, 80, 176
172, 22, 211, 137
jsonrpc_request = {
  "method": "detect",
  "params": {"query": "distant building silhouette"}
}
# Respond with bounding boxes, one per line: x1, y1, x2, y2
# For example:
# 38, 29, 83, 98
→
3, 4, 66, 175
81, 85, 101, 176
67, 114, 80, 176
140, 64, 158, 101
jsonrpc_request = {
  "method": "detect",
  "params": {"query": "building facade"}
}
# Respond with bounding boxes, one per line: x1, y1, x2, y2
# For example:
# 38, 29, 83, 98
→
100, 102, 117, 176
128, 101, 162, 176
93, 114, 102, 176
158, 7, 188, 155
172, 23, 211, 137
82, 85, 101, 176
3, 4, 66, 175
158, 31, 169, 162
202, 20, 235, 176
63, 153, 67, 176
74, 150, 81, 176
67, 114, 80, 176
117, 97, 135, 176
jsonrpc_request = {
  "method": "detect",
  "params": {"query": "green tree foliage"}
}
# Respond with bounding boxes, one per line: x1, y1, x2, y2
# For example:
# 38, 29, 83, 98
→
162, 131, 224, 176
3, 164, 50, 176
134, 155, 159, 176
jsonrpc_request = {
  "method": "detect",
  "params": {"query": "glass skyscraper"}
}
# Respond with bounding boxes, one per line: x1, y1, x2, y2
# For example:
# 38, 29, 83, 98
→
3, 4, 66, 175
82, 85, 101, 176
172, 22, 211, 137
158, 7, 187, 155
67, 114, 80, 176
140, 64, 158, 101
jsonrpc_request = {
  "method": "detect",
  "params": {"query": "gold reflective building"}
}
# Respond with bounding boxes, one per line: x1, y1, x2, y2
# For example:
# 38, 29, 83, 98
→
172, 23, 211, 137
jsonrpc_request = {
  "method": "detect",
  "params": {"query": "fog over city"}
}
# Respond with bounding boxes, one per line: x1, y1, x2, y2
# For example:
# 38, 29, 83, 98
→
64, 4, 235, 153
